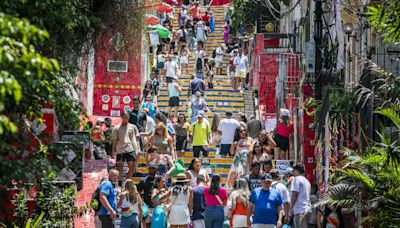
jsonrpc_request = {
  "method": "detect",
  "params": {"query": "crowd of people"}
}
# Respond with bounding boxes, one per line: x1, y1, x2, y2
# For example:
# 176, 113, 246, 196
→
86, 1, 341, 228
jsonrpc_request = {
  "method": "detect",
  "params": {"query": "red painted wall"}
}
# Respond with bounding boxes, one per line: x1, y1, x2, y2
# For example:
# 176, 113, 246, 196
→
93, 29, 142, 117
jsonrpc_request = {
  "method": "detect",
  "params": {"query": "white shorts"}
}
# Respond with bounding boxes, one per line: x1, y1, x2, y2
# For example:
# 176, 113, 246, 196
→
232, 215, 248, 227
193, 219, 206, 228
180, 56, 189, 64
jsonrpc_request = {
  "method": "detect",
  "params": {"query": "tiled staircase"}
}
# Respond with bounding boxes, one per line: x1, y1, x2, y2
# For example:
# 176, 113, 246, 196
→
134, 6, 244, 185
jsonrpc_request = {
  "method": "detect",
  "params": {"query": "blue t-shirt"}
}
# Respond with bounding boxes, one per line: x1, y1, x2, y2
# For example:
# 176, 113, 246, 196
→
249, 187, 282, 225
192, 185, 206, 220
98, 180, 117, 215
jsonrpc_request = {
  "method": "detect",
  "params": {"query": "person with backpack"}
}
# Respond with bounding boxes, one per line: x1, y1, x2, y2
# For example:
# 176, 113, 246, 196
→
178, 26, 188, 51
270, 169, 291, 226
214, 44, 225, 76
96, 169, 120, 228
188, 110, 211, 158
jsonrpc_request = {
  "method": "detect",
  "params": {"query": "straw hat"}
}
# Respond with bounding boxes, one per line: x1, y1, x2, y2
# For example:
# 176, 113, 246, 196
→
173, 173, 190, 183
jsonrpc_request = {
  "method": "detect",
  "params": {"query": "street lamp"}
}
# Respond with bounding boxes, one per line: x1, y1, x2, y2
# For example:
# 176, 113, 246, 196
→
343, 23, 355, 41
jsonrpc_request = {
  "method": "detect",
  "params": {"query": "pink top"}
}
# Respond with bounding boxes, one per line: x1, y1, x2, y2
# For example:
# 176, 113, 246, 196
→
276, 122, 293, 137
203, 187, 228, 206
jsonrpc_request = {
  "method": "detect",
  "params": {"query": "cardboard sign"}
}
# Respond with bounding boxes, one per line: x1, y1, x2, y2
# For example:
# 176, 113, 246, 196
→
275, 160, 292, 174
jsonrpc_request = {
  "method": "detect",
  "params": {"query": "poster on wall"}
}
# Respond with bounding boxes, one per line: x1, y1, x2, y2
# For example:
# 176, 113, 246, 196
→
112, 96, 120, 108
275, 160, 292, 174
110, 110, 120, 117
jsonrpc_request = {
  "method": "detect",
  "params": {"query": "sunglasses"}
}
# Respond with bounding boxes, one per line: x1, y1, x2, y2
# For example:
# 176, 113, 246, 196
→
240, 130, 247, 133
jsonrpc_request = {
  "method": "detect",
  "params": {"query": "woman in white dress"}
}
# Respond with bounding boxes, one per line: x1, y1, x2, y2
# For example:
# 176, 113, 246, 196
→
186, 158, 210, 186
167, 173, 193, 228
226, 125, 254, 190
179, 44, 189, 74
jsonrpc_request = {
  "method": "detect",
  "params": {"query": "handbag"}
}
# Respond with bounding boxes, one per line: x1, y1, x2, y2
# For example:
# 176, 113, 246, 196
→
171, 159, 185, 177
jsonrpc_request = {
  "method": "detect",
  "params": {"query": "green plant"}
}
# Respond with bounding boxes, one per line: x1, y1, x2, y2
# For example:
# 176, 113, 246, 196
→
318, 107, 400, 228
367, 1, 400, 44
13, 192, 28, 227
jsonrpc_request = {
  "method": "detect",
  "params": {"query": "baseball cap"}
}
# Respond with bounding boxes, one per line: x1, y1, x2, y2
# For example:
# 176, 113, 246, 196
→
225, 111, 233, 116
261, 173, 273, 182
197, 110, 205, 118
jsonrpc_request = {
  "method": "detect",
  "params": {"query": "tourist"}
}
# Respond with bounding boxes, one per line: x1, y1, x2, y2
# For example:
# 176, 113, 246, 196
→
118, 179, 144, 228
204, 56, 215, 89
195, 19, 207, 49
186, 158, 210, 186
248, 173, 283, 228
262, 160, 273, 174
189, 91, 209, 123
188, 110, 211, 158
214, 44, 225, 75
309, 183, 319, 228
157, 50, 166, 81
238, 112, 247, 125
228, 178, 250, 228
290, 164, 311, 228
208, 11, 215, 33
166, 111, 177, 139
98, 169, 119, 228
210, 113, 221, 148
155, 111, 167, 125
178, 7, 188, 28
274, 109, 294, 160
112, 110, 140, 187
247, 115, 263, 139
91, 118, 106, 159
141, 95, 157, 119
129, 96, 147, 133
179, 44, 189, 74
141, 108, 156, 148
175, 113, 190, 156
204, 175, 228, 228
245, 162, 263, 191
187, 74, 205, 99
146, 146, 175, 179
195, 46, 206, 79
151, 177, 169, 228
137, 164, 157, 227
234, 49, 248, 93
192, 174, 207, 228
217, 111, 240, 158
177, 26, 188, 50
187, 27, 196, 52
142, 80, 155, 103
226, 126, 254, 189
190, 3, 201, 24
223, 21, 230, 45
251, 141, 270, 164
167, 76, 181, 118
202, 11, 210, 25
270, 169, 290, 226
150, 72, 160, 100
164, 55, 178, 84
228, 50, 237, 88
148, 122, 176, 160
104, 117, 114, 156
257, 130, 276, 158
168, 173, 193, 228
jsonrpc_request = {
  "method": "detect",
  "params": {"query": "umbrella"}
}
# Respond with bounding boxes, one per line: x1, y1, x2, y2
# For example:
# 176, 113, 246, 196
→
157, 2, 173, 13
146, 14, 160, 25
146, 24, 171, 39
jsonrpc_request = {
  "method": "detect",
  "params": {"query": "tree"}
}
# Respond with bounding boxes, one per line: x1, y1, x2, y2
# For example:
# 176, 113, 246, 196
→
367, 1, 400, 44
319, 107, 400, 228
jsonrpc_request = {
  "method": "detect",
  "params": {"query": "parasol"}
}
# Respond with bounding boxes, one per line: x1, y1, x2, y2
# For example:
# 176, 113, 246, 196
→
146, 14, 160, 25
157, 2, 173, 13
146, 24, 171, 39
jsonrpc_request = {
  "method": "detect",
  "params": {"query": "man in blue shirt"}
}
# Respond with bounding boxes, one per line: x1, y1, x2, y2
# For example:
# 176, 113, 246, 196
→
98, 169, 119, 228
248, 173, 283, 228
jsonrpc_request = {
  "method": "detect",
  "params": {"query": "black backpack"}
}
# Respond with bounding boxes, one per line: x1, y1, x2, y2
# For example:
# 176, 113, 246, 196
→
91, 178, 106, 212
212, 49, 217, 58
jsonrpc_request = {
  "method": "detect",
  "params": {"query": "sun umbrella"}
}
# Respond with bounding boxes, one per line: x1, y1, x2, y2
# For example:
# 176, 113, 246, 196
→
146, 14, 160, 25
146, 24, 171, 39
157, 2, 173, 13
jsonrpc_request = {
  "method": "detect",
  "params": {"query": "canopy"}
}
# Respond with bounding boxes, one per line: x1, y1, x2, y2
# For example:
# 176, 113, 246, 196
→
146, 14, 160, 25
157, 2, 173, 13
146, 24, 171, 39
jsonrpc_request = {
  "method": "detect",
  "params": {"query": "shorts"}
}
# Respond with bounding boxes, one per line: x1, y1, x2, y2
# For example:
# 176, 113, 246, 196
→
219, 144, 231, 156
274, 133, 289, 151
116, 151, 136, 162
215, 61, 222, 68
235, 71, 246, 78
169, 96, 180, 107
157, 62, 165, 69
166, 76, 173, 83
180, 56, 189, 64
193, 145, 208, 157
176, 135, 187, 151
179, 37, 187, 43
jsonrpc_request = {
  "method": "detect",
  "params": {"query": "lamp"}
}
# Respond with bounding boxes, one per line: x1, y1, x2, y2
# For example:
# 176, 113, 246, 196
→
265, 22, 275, 33
343, 23, 357, 41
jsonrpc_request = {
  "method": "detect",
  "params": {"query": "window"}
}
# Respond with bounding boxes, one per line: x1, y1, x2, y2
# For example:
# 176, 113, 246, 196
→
108, 61, 128, 72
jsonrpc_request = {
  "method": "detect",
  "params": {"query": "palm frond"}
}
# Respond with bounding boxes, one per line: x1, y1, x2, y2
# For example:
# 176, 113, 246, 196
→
376, 108, 400, 129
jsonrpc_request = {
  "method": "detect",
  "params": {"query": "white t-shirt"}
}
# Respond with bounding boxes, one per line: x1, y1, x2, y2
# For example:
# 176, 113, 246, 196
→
272, 181, 290, 203
195, 50, 206, 59
215, 47, 224, 62
146, 115, 155, 134
234, 55, 248, 73
217, 118, 240, 144
290, 175, 311, 214
164, 60, 177, 78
